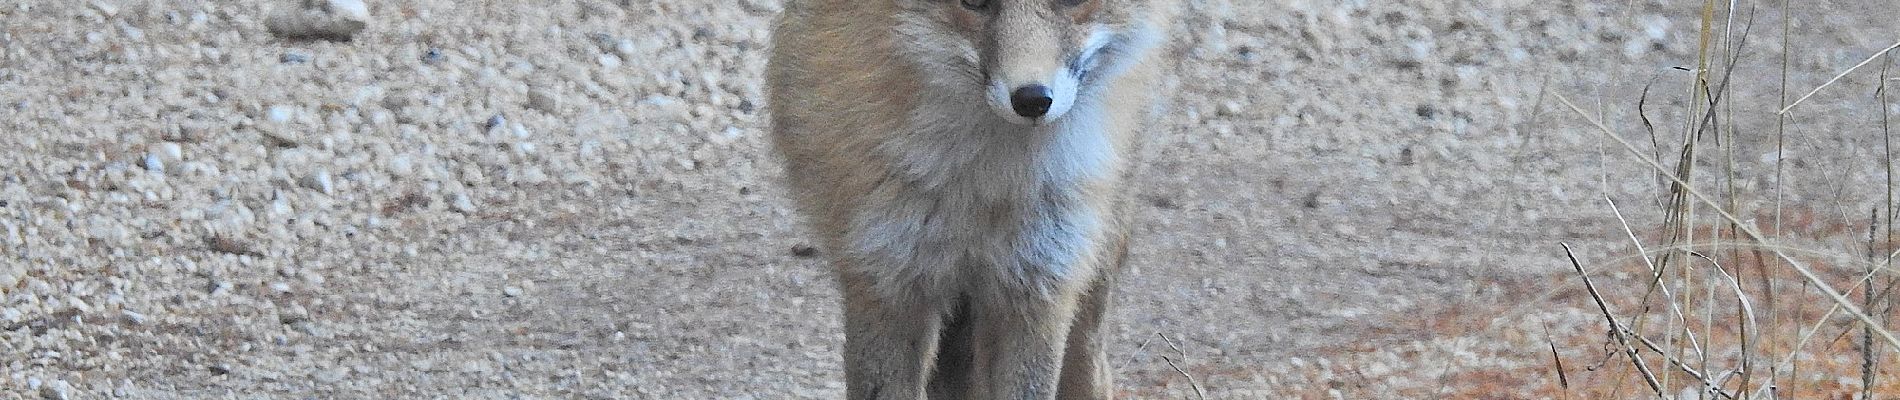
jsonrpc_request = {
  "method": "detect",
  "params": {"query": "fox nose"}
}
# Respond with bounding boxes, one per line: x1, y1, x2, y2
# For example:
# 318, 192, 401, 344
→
1010, 85, 1054, 118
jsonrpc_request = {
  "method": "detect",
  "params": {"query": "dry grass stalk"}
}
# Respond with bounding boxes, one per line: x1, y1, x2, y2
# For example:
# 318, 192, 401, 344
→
1776, 39, 1900, 115
1156, 333, 1206, 400
1557, 93, 1900, 352
1563, 243, 1666, 397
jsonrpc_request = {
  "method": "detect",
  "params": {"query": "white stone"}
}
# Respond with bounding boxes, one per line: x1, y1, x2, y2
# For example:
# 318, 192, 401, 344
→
120, 310, 147, 325
120, 23, 145, 42
449, 193, 476, 213
511, 123, 530, 139
141, 153, 164, 173
265, 0, 370, 41
615, 39, 638, 57
388, 155, 414, 177
269, 196, 293, 216
153, 142, 183, 162
301, 168, 334, 194
90, 1, 118, 16
0, 262, 21, 289
325, 0, 369, 22
268, 105, 295, 123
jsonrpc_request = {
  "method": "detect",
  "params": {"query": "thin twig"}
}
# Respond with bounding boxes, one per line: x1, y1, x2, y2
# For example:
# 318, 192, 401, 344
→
1607, 197, 1703, 354
1122, 333, 1157, 372
1618, 319, 1739, 400
1559, 93, 1900, 352
1770, 1, 1790, 390
1749, 258, 1896, 399
1709, 254, 1757, 398
1778, 38, 1900, 114
1563, 243, 1666, 397
1156, 333, 1205, 400
1866, 208, 1880, 400
1879, 49, 1896, 400
1685, 251, 1756, 400
1546, 321, 1571, 399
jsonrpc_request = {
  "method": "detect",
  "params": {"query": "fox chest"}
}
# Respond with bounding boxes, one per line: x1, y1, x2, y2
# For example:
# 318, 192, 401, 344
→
835, 100, 1122, 294
844, 179, 1105, 293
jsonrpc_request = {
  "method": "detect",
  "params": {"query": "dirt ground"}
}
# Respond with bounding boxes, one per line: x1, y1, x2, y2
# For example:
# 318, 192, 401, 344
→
3, 0, 1898, 398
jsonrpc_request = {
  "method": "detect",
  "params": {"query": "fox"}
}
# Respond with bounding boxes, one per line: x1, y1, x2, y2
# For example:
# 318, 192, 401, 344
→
765, 0, 1178, 398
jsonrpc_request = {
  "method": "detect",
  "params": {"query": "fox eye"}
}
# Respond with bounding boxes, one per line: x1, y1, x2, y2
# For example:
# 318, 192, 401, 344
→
960, 0, 989, 10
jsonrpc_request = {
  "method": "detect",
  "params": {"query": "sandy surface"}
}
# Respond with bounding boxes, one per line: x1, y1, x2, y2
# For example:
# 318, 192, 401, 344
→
3, 0, 1897, 398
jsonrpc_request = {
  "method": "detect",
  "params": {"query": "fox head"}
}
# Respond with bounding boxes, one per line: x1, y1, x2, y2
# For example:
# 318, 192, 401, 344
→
893, 0, 1171, 125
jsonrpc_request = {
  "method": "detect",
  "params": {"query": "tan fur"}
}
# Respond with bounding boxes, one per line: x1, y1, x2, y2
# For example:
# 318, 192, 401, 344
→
766, 1, 1176, 399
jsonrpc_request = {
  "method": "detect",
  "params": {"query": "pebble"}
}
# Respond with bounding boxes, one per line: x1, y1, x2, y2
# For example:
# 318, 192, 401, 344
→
526, 88, 560, 113
2, 221, 18, 246
790, 245, 818, 258
301, 168, 334, 194
1219, 100, 1244, 117
269, 195, 293, 216
586, 32, 617, 51
502, 286, 522, 297
448, 192, 476, 213
141, 153, 165, 173
387, 155, 414, 177
153, 142, 184, 162
40, 380, 70, 400
265, 0, 371, 41
90, 1, 119, 17
738, 0, 781, 13
614, 39, 639, 58
120, 23, 146, 42
121, 310, 148, 325
268, 105, 296, 123
186, 10, 208, 29
510, 123, 531, 140
0, 253, 19, 285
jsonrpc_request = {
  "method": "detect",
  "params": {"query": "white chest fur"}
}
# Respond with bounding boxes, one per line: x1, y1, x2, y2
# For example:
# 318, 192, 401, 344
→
842, 97, 1118, 299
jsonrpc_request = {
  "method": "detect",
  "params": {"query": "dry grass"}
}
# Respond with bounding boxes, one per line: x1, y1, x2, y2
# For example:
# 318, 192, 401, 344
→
1539, 0, 1900, 398
1196, 1, 1900, 398
1107, 1, 1900, 398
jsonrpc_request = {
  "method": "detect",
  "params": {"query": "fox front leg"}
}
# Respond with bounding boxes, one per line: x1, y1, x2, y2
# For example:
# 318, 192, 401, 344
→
839, 275, 944, 400
971, 290, 1082, 400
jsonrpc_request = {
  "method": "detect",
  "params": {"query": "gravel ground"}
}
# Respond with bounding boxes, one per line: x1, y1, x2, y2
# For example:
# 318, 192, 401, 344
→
2, 0, 1896, 398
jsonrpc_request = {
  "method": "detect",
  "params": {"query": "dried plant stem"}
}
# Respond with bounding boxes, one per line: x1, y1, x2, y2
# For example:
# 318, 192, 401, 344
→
1866, 209, 1879, 400
1777, 38, 1900, 115
1608, 197, 1702, 348
1750, 260, 1895, 399
1157, 333, 1205, 400
1563, 243, 1665, 397
1771, 0, 1790, 389
1559, 93, 1900, 353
